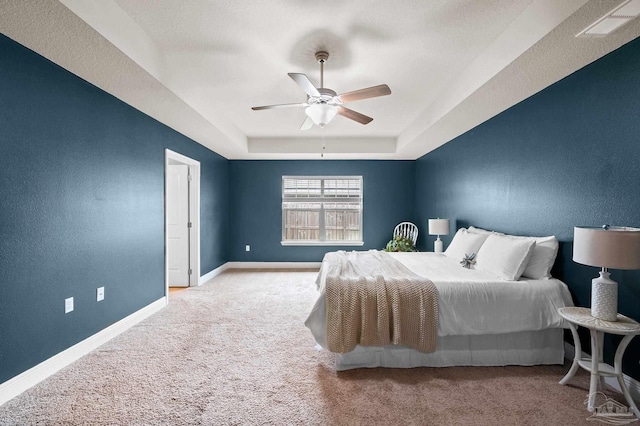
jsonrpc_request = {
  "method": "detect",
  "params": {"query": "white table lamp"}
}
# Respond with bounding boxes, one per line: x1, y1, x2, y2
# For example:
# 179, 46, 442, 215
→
428, 219, 450, 253
573, 225, 640, 321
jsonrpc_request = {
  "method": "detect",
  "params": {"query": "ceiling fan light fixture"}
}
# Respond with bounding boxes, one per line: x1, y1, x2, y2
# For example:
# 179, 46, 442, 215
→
305, 103, 338, 127
251, 50, 390, 128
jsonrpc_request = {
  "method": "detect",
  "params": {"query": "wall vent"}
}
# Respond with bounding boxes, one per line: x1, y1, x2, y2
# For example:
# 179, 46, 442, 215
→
576, 0, 640, 37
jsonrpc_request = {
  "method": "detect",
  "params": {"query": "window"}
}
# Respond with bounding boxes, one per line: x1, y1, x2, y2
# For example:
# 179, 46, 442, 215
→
282, 176, 363, 246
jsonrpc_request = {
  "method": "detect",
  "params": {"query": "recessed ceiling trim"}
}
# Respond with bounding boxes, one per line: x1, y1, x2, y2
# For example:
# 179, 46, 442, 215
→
248, 137, 396, 154
397, 0, 589, 155
59, 0, 163, 80
58, 0, 247, 154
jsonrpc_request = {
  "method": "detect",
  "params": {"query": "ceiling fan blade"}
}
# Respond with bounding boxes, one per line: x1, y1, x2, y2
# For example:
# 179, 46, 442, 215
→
338, 84, 391, 104
251, 102, 308, 111
300, 116, 313, 130
337, 106, 373, 125
288, 73, 321, 97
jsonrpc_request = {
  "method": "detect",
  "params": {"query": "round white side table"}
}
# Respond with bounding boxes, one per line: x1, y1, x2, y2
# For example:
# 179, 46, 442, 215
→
558, 306, 640, 418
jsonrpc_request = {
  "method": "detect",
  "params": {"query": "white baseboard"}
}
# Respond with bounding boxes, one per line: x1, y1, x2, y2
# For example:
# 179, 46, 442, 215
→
198, 263, 230, 285
564, 341, 640, 404
198, 262, 320, 285
225, 261, 321, 269
1, 264, 315, 406
0, 297, 167, 407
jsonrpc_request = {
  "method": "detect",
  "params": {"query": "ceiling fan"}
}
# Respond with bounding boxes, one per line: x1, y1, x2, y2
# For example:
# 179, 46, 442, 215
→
251, 51, 391, 129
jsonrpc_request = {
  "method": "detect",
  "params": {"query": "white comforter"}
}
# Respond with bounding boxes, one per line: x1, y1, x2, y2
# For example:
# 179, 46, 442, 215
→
305, 251, 574, 348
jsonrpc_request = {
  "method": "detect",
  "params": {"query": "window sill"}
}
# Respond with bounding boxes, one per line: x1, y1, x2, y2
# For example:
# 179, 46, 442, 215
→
281, 241, 365, 247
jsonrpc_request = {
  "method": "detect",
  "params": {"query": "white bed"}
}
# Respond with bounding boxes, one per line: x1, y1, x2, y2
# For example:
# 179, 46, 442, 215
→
305, 251, 574, 371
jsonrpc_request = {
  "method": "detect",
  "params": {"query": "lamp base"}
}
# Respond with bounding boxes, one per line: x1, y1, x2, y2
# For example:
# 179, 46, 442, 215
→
434, 237, 443, 253
591, 271, 618, 322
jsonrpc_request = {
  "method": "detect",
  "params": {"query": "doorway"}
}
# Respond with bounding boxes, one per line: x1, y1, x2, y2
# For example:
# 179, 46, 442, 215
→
164, 149, 200, 298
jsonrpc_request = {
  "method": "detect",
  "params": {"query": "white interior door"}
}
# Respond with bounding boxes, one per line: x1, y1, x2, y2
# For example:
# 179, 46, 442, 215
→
167, 164, 190, 287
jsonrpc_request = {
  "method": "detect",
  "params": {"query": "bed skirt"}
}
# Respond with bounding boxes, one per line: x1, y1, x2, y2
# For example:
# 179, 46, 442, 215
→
334, 328, 564, 371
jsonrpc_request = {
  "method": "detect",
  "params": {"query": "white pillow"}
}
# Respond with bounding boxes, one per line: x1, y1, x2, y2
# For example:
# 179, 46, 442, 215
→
469, 227, 559, 280
521, 236, 559, 280
467, 226, 505, 236
474, 234, 536, 281
444, 229, 488, 261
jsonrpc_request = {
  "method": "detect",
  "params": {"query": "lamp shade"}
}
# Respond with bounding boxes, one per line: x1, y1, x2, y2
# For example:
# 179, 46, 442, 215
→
573, 226, 640, 270
305, 104, 338, 127
428, 219, 450, 236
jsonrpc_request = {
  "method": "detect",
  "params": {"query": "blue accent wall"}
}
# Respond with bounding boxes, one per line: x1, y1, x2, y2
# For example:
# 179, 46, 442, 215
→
229, 160, 415, 261
0, 34, 229, 384
415, 37, 640, 380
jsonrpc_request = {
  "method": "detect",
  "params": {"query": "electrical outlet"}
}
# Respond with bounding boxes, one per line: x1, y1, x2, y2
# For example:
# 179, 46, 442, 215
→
245, 245, 250, 252
97, 287, 104, 302
65, 297, 74, 314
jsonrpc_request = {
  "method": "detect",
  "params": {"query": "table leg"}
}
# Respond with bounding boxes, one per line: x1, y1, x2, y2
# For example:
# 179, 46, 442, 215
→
587, 329, 600, 412
614, 334, 640, 418
559, 322, 581, 385
597, 331, 605, 391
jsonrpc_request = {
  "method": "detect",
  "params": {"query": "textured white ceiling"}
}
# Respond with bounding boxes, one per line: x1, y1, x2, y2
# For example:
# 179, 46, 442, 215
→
1, 0, 639, 159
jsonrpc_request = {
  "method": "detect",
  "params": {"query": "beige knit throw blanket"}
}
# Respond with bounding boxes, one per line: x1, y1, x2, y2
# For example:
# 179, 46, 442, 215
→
324, 250, 438, 353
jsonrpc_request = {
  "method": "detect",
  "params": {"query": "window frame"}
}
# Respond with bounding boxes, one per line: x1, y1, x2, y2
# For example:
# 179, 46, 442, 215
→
281, 175, 364, 246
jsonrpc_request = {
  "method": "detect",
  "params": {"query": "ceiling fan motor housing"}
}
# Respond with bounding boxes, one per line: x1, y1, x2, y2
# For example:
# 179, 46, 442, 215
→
309, 88, 340, 106
315, 51, 329, 63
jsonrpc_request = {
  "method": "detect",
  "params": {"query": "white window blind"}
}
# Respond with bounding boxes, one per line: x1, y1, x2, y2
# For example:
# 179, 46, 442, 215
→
282, 176, 363, 245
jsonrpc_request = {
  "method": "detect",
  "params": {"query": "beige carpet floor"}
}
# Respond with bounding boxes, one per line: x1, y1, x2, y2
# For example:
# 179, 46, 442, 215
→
0, 269, 630, 425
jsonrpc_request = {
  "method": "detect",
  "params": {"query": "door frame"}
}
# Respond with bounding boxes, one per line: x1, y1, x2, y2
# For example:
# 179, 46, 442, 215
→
164, 149, 201, 298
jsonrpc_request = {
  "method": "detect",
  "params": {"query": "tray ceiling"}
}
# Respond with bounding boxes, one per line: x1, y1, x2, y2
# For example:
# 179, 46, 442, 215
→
2, 0, 639, 159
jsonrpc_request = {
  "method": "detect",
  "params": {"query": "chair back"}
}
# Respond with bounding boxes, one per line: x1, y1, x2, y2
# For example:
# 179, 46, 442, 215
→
393, 222, 418, 245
